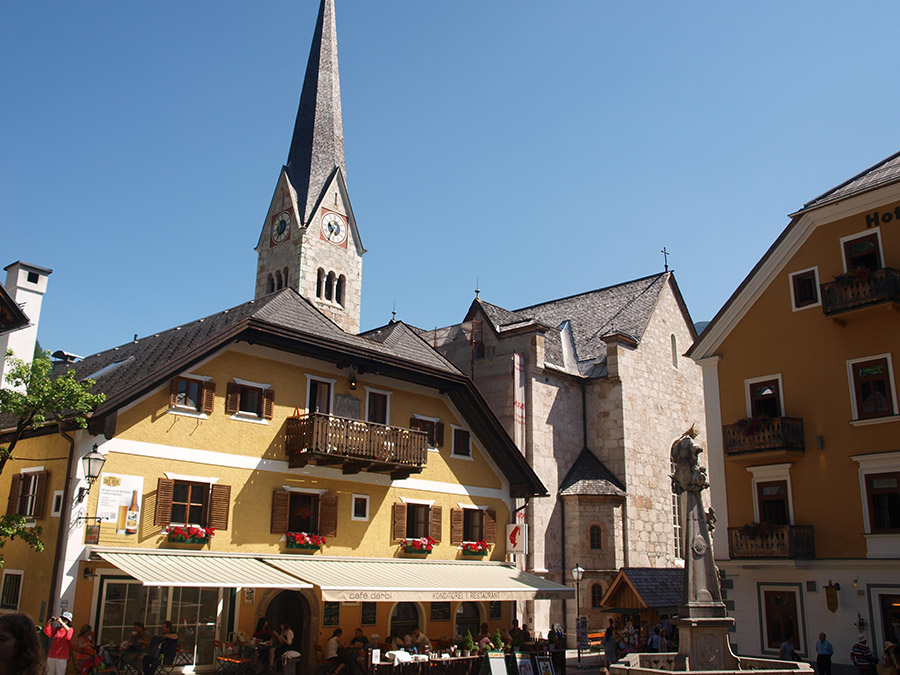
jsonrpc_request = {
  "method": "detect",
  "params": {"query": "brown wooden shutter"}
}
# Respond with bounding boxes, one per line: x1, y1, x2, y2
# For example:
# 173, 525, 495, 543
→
201, 382, 216, 415
32, 471, 48, 519
154, 478, 174, 526
435, 423, 444, 447
263, 389, 275, 419
392, 502, 407, 541
319, 494, 338, 538
430, 505, 442, 543
207, 483, 231, 530
225, 383, 240, 415
6, 474, 21, 515
169, 379, 180, 408
450, 508, 464, 544
485, 510, 497, 544
271, 489, 290, 533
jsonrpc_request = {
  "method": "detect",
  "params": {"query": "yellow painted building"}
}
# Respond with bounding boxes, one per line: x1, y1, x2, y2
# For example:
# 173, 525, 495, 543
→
689, 150, 900, 664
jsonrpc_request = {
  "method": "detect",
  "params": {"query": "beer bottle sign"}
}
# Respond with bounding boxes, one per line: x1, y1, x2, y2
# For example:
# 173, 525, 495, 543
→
125, 490, 140, 535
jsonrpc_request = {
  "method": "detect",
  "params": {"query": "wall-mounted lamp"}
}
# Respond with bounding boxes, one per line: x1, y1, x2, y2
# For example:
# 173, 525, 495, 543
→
349, 373, 357, 390
816, 435, 824, 451
76, 445, 107, 503
83, 567, 97, 579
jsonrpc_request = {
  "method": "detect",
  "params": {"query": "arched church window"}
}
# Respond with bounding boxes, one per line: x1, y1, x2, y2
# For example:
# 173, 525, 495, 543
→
283, 267, 289, 288
335, 275, 345, 307
589, 525, 603, 550
275, 270, 283, 290
266, 274, 275, 294
316, 269, 325, 298
325, 272, 335, 301
591, 583, 604, 608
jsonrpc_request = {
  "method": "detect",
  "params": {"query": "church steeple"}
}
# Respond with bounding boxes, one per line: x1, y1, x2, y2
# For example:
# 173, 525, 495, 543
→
286, 0, 345, 226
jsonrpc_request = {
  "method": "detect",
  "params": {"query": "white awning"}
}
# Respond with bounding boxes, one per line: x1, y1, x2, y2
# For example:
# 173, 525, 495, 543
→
96, 550, 312, 589
261, 556, 574, 602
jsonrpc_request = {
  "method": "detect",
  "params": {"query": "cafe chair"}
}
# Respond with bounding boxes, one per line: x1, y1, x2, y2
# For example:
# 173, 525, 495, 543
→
215, 639, 254, 674
71, 650, 117, 675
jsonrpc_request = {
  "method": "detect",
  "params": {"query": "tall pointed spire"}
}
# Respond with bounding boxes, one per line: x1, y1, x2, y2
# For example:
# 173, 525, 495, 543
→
286, 0, 346, 226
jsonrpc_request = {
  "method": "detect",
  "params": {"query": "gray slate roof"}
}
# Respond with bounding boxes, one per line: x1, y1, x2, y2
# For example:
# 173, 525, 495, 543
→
803, 150, 900, 210
286, 0, 346, 225
559, 449, 626, 496
621, 568, 684, 609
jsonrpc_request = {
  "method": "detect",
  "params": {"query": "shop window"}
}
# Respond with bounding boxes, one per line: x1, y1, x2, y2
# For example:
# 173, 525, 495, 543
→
392, 502, 441, 542
0, 570, 23, 610
169, 377, 215, 414
761, 587, 803, 652
6, 470, 48, 519
226, 382, 274, 419
843, 231, 883, 272
865, 472, 900, 532
589, 525, 603, 550
849, 356, 896, 420
591, 583, 604, 608
410, 416, 444, 447
452, 428, 471, 457
155, 478, 231, 530
757, 481, 790, 525
790, 268, 820, 309
749, 378, 782, 418
450, 507, 496, 544
271, 490, 338, 537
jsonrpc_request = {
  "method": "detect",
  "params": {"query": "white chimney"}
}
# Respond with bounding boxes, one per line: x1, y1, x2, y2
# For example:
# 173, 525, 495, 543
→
0, 261, 52, 390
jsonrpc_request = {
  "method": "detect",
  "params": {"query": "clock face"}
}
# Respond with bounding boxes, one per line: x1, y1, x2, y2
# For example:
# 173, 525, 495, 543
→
272, 212, 291, 244
321, 212, 347, 245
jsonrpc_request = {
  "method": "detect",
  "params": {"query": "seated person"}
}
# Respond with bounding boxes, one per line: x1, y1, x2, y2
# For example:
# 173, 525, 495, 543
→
411, 628, 431, 653
73, 624, 112, 673
402, 635, 418, 654
129, 622, 152, 651
325, 628, 347, 674
160, 621, 179, 665
253, 618, 276, 668
275, 623, 295, 663
388, 634, 404, 651
349, 628, 369, 651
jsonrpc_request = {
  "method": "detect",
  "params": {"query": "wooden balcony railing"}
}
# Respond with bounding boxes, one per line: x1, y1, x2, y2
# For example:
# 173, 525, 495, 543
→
723, 416, 805, 456
285, 413, 428, 479
821, 267, 900, 315
728, 524, 815, 558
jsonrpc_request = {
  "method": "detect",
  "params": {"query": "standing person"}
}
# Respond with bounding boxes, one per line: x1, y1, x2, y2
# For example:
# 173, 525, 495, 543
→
43, 612, 74, 675
648, 628, 661, 653
816, 632, 834, 675
0, 612, 46, 675
879, 641, 899, 675
603, 621, 618, 666
779, 635, 798, 661
659, 630, 669, 653
852, 634, 878, 675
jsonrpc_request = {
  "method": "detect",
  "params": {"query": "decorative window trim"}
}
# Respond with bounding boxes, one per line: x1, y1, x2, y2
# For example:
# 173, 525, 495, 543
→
451, 426, 473, 460
745, 463, 794, 525
744, 374, 784, 419
169, 408, 209, 420
51, 490, 63, 518
20, 466, 44, 474
233, 377, 270, 391
840, 227, 884, 271
351, 494, 370, 521
846, 353, 898, 421
852, 451, 900, 538
401, 497, 435, 506
850, 415, 900, 427
364, 387, 391, 425
0, 569, 24, 612
281, 485, 328, 495
456, 503, 488, 511
165, 473, 220, 484
757, 582, 806, 655
412, 414, 442, 451
788, 266, 821, 311
305, 375, 336, 414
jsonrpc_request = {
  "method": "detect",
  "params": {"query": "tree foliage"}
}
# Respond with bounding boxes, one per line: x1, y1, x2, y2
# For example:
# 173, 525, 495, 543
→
0, 351, 106, 564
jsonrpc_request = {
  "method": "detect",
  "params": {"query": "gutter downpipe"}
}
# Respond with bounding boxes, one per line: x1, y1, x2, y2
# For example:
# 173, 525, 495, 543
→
48, 426, 77, 622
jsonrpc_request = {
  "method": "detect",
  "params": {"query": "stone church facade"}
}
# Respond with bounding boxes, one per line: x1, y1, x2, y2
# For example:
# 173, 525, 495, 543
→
422, 272, 706, 637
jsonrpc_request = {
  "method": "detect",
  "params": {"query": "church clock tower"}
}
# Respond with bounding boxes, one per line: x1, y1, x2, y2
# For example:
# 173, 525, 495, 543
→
255, 0, 364, 334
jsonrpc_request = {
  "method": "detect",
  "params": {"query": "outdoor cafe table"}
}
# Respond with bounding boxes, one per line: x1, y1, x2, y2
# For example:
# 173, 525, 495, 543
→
370, 655, 483, 675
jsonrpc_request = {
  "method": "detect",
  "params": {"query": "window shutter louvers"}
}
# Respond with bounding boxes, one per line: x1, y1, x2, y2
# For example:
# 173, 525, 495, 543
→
319, 494, 338, 537
263, 389, 275, 419
430, 505, 442, 542
450, 508, 464, 544
154, 478, 175, 526
32, 471, 48, 519
225, 383, 240, 415
207, 483, 231, 530
435, 423, 444, 447
202, 382, 216, 415
6, 474, 21, 515
169, 379, 180, 408
485, 510, 497, 543
271, 490, 290, 533
392, 503, 407, 541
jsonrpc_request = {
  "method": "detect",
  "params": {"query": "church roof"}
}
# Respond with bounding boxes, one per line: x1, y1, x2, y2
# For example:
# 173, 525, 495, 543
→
285, 0, 346, 225
559, 449, 626, 497
801, 149, 900, 211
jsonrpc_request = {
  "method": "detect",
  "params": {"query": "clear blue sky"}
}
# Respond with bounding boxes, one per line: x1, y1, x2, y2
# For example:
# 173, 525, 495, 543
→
3, 1, 899, 359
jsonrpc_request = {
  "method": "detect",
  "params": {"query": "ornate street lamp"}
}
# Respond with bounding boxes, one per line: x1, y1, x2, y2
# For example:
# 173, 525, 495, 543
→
76, 444, 106, 503
571, 564, 585, 666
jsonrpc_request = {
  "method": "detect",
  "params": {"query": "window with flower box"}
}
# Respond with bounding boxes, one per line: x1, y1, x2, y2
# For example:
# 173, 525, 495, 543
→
271, 489, 338, 540
392, 502, 441, 544
450, 507, 496, 546
154, 478, 230, 532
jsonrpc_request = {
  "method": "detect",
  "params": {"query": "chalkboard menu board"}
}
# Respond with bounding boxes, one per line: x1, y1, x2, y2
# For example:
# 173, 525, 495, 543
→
361, 602, 377, 626
323, 602, 340, 627
430, 602, 451, 621
489, 601, 502, 619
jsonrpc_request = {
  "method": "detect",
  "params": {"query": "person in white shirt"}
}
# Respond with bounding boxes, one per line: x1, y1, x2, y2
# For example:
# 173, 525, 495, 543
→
275, 623, 295, 664
325, 629, 346, 674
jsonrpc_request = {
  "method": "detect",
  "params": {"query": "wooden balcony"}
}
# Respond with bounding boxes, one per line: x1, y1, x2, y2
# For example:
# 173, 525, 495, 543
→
285, 413, 428, 479
723, 416, 805, 457
821, 267, 900, 316
728, 525, 815, 559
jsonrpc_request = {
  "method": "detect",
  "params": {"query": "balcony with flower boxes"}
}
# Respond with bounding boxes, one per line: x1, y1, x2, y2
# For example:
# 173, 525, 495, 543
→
285, 413, 428, 480
821, 267, 900, 318
728, 524, 815, 559
723, 416, 805, 461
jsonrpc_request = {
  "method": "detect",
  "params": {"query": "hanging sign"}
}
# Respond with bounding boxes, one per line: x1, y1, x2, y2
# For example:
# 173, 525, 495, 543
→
96, 474, 145, 535
825, 580, 839, 613
507, 524, 527, 554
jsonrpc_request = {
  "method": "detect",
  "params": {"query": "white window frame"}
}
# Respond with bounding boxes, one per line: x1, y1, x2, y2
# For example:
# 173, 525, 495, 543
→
744, 374, 785, 418
230, 377, 272, 424
351, 494, 370, 522
457, 503, 487, 544
51, 490, 64, 518
746, 463, 794, 525
851, 451, 900, 558
757, 582, 806, 656
364, 387, 392, 425
0, 569, 24, 612
18, 466, 44, 520
846, 353, 899, 424
413, 414, 441, 451
305, 375, 336, 415
451, 425, 473, 460
788, 266, 821, 311
168, 374, 212, 420
840, 227, 884, 271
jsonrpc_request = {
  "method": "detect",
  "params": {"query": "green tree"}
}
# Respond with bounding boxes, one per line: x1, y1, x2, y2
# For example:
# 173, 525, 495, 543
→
0, 351, 105, 564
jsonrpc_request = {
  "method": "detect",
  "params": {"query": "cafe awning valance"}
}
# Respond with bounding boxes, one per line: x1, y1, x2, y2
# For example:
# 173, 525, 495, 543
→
261, 556, 575, 602
96, 550, 312, 589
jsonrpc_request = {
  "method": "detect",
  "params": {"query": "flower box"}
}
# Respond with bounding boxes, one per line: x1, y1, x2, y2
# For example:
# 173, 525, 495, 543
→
287, 541, 321, 551
286, 532, 325, 550
399, 537, 435, 554
166, 525, 214, 544
461, 549, 488, 556
460, 541, 490, 556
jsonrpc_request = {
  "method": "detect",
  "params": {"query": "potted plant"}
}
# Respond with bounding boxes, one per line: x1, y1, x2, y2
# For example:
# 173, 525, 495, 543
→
739, 521, 774, 540
735, 414, 769, 437
399, 536, 435, 554
463, 630, 476, 657
166, 525, 214, 544
834, 267, 872, 285
461, 540, 490, 556
286, 532, 326, 550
